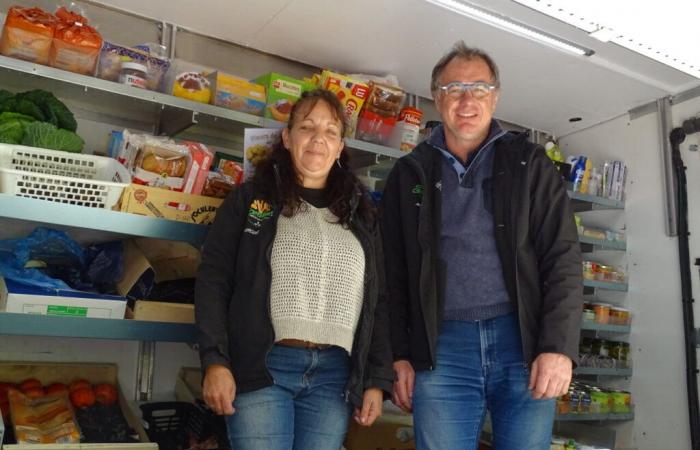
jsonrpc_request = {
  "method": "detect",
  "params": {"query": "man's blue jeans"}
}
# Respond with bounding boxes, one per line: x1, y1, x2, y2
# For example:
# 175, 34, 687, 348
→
225, 344, 352, 450
413, 313, 555, 450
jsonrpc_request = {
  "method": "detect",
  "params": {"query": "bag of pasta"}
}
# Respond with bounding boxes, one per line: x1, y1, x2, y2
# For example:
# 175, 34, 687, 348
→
0, 6, 57, 65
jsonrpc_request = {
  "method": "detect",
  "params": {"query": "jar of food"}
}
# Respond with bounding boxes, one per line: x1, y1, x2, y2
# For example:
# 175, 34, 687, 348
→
582, 308, 595, 322
582, 261, 595, 280
589, 388, 608, 413
621, 342, 631, 365
610, 390, 631, 413
593, 303, 611, 323
579, 337, 594, 355
578, 389, 591, 413
610, 306, 630, 325
596, 264, 613, 281
609, 341, 626, 365
119, 62, 148, 89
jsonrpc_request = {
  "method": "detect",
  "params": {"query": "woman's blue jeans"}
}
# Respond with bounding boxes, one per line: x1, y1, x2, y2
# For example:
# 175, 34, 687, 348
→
413, 313, 556, 450
225, 344, 352, 450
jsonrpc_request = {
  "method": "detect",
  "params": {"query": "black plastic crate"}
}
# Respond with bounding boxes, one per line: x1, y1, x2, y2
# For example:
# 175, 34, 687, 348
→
140, 401, 229, 450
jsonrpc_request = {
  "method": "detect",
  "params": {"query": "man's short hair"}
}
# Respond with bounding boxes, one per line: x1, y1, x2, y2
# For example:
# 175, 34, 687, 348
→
430, 41, 501, 93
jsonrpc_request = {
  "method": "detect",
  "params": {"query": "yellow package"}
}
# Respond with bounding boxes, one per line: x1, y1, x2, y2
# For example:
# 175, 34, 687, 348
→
320, 70, 370, 138
8, 389, 81, 444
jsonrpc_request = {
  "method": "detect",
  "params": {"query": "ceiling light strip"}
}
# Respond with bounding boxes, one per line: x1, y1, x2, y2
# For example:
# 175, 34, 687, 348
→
424, 0, 594, 56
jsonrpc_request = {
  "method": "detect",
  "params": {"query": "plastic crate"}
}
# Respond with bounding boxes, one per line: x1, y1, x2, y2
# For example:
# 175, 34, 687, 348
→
0, 144, 130, 209
140, 401, 229, 450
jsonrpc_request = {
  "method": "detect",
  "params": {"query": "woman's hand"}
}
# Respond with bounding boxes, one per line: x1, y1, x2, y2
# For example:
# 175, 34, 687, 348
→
354, 388, 383, 426
203, 364, 236, 415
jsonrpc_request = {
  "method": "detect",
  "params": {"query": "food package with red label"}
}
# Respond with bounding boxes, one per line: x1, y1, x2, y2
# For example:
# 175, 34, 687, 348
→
356, 81, 405, 144
8, 389, 81, 444
320, 70, 369, 138
49, 7, 102, 75
181, 141, 213, 195
0, 6, 57, 65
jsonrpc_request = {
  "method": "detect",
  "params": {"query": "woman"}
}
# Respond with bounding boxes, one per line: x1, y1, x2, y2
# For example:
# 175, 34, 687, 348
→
195, 89, 394, 450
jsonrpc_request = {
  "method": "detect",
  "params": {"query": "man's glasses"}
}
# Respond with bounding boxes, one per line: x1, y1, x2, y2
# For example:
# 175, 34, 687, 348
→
437, 81, 497, 100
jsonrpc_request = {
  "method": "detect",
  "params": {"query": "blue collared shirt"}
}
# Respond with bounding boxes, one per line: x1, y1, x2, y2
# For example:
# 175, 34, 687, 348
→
427, 121, 507, 186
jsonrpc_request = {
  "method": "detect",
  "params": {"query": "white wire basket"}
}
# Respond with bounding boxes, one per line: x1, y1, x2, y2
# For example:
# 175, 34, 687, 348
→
0, 144, 131, 209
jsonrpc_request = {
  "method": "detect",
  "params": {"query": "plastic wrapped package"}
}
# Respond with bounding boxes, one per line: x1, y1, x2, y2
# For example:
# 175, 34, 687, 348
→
356, 81, 405, 144
49, 7, 102, 75
0, 6, 57, 64
8, 389, 81, 444
96, 42, 170, 91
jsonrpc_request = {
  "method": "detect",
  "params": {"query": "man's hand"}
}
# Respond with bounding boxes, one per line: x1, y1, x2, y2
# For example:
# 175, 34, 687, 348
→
354, 388, 383, 426
203, 364, 236, 415
528, 353, 572, 399
392, 360, 415, 412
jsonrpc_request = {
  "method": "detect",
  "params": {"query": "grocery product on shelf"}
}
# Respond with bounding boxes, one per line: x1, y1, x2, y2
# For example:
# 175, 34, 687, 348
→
355, 81, 405, 144
254, 72, 315, 122
8, 388, 81, 444
319, 70, 369, 138
119, 184, 223, 224
96, 41, 170, 92
556, 381, 632, 416
582, 260, 626, 283
118, 62, 148, 89
389, 106, 423, 151
579, 337, 631, 369
49, 7, 102, 75
172, 70, 211, 103
567, 154, 627, 201
208, 71, 266, 116
0, 6, 57, 65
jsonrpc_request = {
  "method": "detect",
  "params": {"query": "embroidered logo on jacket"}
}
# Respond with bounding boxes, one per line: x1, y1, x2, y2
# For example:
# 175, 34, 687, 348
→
244, 199, 273, 235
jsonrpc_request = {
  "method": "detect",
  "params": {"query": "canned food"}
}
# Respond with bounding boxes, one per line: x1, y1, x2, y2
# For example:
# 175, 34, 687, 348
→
610, 390, 631, 413
583, 308, 595, 322
589, 389, 609, 414
610, 307, 630, 325
582, 261, 595, 280
596, 264, 613, 281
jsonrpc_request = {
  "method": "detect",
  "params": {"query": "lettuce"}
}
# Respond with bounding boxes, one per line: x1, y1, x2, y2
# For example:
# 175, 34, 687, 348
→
21, 122, 85, 153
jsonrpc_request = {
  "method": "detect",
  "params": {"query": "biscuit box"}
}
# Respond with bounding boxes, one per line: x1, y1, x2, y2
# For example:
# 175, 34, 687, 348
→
254, 72, 316, 122
207, 71, 266, 116
120, 184, 223, 224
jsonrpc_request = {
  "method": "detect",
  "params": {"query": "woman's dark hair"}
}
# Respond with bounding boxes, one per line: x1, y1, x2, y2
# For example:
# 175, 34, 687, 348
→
252, 89, 375, 226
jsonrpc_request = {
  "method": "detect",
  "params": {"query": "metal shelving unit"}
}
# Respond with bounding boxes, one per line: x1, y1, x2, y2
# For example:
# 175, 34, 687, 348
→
574, 367, 633, 377
555, 411, 634, 422
579, 235, 627, 251
581, 320, 631, 334
567, 190, 625, 210
0, 194, 208, 246
583, 279, 628, 292
0, 312, 196, 342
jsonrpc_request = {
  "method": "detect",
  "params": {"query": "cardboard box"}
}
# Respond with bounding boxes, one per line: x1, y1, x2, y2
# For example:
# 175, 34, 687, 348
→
120, 184, 223, 225
320, 70, 370, 138
174, 367, 202, 404
133, 301, 194, 323
182, 142, 214, 195
0, 361, 155, 450
254, 72, 316, 122
0, 278, 127, 319
344, 410, 415, 450
208, 71, 266, 116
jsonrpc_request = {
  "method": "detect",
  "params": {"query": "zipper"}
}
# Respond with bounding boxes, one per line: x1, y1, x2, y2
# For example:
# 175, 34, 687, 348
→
404, 153, 437, 369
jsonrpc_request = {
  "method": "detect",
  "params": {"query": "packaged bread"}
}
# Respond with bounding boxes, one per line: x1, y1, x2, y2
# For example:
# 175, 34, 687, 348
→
0, 6, 57, 65
49, 7, 102, 75
8, 389, 81, 444
132, 142, 191, 191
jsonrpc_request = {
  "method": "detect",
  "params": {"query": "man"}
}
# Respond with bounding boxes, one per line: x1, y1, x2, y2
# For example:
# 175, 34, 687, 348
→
381, 41, 583, 449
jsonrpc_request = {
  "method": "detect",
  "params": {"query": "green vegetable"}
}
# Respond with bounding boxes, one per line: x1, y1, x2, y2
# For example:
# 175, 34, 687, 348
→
21, 122, 84, 153
0, 112, 36, 144
16, 90, 77, 132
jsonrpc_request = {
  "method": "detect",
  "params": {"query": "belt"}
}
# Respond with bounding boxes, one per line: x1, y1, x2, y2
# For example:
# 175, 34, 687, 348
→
276, 338, 332, 350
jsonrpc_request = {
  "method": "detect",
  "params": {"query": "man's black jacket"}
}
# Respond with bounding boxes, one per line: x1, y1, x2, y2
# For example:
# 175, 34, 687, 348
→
195, 182, 394, 408
381, 132, 583, 370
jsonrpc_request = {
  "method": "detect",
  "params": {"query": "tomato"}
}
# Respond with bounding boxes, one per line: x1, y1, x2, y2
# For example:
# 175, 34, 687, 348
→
24, 387, 45, 399
19, 378, 42, 392
70, 387, 95, 408
94, 383, 118, 406
46, 382, 69, 395
69, 379, 91, 392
